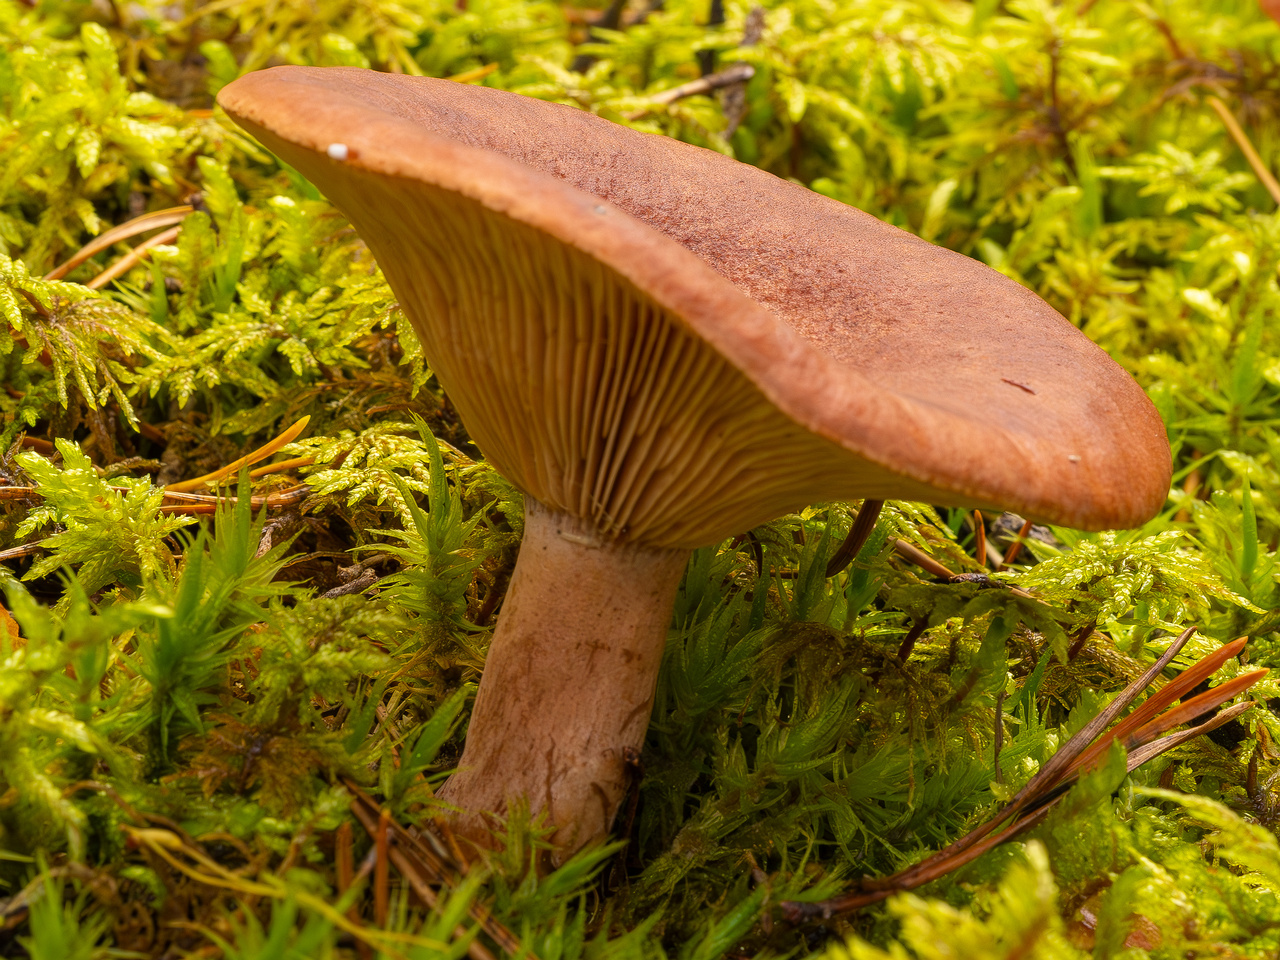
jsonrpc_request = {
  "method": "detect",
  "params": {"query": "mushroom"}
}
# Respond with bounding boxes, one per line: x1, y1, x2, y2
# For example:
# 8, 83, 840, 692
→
217, 67, 1172, 861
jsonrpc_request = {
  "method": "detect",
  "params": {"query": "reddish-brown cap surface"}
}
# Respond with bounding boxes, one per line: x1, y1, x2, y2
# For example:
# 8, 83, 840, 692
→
218, 67, 1171, 546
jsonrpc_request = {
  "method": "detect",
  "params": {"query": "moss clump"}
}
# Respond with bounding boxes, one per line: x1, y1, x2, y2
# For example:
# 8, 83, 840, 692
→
1, 0, 1280, 957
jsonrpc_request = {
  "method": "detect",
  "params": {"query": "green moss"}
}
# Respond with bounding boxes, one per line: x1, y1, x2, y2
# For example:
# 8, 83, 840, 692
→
2, 0, 1280, 957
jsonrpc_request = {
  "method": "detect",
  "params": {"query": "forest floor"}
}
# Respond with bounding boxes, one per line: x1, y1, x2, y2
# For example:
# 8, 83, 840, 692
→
3, 0, 1280, 957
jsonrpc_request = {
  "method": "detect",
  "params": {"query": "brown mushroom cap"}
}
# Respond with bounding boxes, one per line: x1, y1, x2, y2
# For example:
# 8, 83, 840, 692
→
218, 67, 1171, 546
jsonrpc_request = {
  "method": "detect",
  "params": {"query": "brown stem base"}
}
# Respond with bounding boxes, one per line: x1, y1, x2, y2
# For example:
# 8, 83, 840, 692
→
436, 499, 689, 863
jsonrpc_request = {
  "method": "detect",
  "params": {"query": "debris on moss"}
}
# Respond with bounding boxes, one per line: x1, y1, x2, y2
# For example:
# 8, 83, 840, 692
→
2, 0, 1280, 957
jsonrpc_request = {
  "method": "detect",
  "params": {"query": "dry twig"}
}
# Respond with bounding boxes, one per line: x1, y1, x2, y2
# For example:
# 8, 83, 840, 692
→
624, 64, 755, 120
1207, 95, 1280, 206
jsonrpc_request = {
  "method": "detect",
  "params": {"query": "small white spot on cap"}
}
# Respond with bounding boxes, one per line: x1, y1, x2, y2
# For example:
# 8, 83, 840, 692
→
1067, 454, 1081, 463
327, 143, 349, 161
593, 204, 606, 214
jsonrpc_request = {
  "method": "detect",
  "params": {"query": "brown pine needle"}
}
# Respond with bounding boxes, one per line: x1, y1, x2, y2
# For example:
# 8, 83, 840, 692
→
1070, 637, 1247, 772
782, 700, 1263, 919
0, 543, 42, 562
374, 808, 391, 928
344, 784, 525, 959
1001, 517, 1034, 569
387, 846, 496, 960
156, 503, 217, 515
165, 416, 311, 492
158, 485, 308, 505
1127, 669, 1267, 744
780, 627, 1265, 922
43, 205, 192, 281
1125, 700, 1257, 769
336, 820, 356, 901
18, 436, 54, 454
2, 483, 308, 557
447, 63, 499, 83
973, 510, 986, 569
123, 826, 419, 960
1207, 95, 1280, 206
890, 536, 1041, 598
651, 63, 755, 105
248, 455, 315, 478
896, 618, 928, 664
892, 538, 956, 580
16, 287, 50, 318
155, 485, 309, 514
935, 627, 1195, 857
85, 225, 182, 290
623, 64, 756, 119
825, 499, 884, 577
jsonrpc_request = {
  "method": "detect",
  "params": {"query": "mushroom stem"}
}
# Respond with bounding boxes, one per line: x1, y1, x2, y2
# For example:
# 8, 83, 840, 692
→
437, 498, 689, 862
